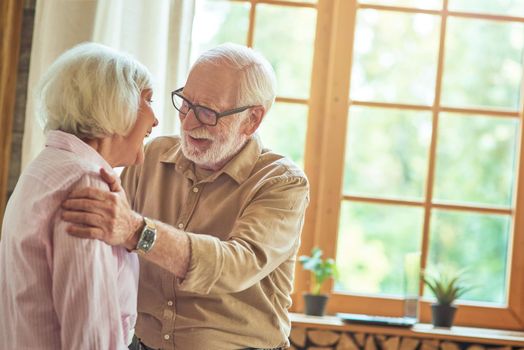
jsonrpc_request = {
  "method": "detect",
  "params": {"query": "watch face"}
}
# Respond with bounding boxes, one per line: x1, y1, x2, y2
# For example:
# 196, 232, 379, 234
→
139, 240, 151, 250
138, 227, 157, 252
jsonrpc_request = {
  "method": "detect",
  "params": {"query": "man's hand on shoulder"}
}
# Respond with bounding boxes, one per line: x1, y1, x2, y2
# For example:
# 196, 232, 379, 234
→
61, 168, 142, 249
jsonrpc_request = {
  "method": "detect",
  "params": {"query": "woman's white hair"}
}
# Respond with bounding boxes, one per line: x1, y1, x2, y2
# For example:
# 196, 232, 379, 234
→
193, 43, 277, 113
37, 42, 152, 138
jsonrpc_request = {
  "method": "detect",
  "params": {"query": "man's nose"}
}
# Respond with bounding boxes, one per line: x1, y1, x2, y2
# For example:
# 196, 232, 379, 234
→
181, 108, 203, 131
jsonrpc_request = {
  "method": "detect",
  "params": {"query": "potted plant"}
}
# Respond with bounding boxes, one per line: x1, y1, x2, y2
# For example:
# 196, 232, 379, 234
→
422, 268, 470, 327
299, 247, 337, 316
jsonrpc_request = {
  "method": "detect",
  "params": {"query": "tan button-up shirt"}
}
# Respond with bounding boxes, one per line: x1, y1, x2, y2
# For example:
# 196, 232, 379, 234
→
121, 135, 309, 350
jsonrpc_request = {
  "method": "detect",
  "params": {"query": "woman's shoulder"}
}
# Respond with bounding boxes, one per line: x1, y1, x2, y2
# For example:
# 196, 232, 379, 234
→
22, 147, 104, 190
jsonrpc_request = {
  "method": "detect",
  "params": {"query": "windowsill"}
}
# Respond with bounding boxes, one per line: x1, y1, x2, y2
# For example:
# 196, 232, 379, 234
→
290, 313, 524, 346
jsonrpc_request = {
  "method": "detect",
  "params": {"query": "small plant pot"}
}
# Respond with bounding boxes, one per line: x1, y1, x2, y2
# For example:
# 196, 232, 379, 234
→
431, 303, 457, 327
303, 293, 329, 316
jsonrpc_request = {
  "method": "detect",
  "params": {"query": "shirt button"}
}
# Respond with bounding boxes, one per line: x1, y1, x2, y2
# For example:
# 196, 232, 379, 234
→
178, 223, 184, 229
192, 187, 199, 193
164, 334, 170, 340
167, 300, 174, 306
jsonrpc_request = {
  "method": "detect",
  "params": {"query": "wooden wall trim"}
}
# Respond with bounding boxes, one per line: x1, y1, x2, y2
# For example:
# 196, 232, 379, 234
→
291, 0, 337, 312
312, 0, 357, 290
507, 12, 524, 327
0, 0, 24, 224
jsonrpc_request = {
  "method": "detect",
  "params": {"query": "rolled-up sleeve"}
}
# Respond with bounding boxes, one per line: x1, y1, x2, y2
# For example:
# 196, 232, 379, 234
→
179, 174, 309, 295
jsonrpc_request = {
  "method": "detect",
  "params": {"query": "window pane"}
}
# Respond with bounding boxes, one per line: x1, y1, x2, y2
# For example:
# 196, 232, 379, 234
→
441, 18, 524, 110
428, 210, 510, 304
343, 106, 432, 199
253, 4, 316, 99
335, 201, 423, 296
351, 10, 440, 104
257, 102, 308, 168
190, 0, 249, 63
358, 0, 442, 10
434, 113, 518, 206
449, 0, 524, 16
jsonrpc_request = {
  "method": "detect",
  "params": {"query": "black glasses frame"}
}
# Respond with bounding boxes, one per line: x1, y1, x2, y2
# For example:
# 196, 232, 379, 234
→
171, 87, 255, 126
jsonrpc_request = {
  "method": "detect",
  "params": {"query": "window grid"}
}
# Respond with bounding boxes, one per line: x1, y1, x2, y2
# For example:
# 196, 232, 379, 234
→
299, 0, 524, 330
346, 0, 522, 302
341, 195, 514, 216
349, 101, 520, 119
357, 3, 524, 24
230, 0, 317, 10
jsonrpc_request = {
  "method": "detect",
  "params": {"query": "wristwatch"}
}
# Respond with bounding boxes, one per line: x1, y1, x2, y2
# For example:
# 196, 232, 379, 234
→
135, 216, 157, 253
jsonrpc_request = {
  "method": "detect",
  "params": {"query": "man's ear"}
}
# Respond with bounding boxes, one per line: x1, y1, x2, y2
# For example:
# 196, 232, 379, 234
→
242, 106, 265, 136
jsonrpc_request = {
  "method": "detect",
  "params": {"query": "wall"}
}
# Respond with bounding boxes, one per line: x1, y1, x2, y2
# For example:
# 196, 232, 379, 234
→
7, 0, 35, 201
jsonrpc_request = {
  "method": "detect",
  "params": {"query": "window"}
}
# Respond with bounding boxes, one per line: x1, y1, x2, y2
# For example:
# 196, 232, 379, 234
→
307, 0, 524, 330
189, 0, 524, 330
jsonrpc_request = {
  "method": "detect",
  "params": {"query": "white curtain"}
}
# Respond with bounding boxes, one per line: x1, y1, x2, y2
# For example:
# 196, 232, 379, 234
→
22, 0, 194, 168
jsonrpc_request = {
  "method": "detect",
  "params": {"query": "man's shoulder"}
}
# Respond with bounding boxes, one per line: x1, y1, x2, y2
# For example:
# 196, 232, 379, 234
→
256, 148, 307, 182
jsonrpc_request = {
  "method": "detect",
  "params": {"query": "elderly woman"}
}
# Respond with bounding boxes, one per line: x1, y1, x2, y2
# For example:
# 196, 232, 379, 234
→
0, 42, 158, 349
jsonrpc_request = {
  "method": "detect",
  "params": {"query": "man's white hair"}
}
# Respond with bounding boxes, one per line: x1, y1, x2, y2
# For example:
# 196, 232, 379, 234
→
193, 43, 277, 113
37, 42, 152, 138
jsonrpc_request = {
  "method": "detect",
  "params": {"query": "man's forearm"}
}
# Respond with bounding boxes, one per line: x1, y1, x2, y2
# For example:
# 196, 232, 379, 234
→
126, 218, 191, 279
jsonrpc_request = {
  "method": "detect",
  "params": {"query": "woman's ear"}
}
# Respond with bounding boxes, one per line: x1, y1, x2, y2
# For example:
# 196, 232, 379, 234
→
242, 106, 265, 136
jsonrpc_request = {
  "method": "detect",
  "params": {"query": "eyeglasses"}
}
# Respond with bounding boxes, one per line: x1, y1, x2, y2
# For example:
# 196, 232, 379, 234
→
171, 87, 254, 126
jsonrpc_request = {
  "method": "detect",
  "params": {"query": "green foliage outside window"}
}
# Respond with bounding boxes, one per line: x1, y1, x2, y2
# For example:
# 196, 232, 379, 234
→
338, 6, 522, 305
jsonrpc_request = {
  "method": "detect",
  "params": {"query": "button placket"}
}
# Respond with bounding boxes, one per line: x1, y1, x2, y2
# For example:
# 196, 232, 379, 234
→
159, 269, 176, 347
179, 183, 205, 232
163, 298, 175, 319
175, 183, 203, 233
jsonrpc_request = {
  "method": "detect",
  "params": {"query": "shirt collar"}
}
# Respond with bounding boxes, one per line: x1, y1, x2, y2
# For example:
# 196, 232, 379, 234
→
220, 134, 261, 184
45, 130, 115, 175
160, 134, 262, 185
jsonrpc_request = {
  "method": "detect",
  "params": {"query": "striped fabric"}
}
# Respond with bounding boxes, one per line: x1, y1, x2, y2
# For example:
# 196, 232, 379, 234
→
0, 130, 138, 349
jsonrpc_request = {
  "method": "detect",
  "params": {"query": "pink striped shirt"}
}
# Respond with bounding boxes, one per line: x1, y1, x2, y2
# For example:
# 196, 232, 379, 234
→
0, 130, 139, 349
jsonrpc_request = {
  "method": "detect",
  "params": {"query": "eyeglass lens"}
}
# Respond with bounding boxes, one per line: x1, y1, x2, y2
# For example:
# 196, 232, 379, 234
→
172, 94, 217, 125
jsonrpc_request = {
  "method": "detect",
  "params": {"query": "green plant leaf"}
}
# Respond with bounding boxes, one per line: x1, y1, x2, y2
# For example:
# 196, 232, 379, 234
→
421, 268, 473, 305
299, 247, 338, 295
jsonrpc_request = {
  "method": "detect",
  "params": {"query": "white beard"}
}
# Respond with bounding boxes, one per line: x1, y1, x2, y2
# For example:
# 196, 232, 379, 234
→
180, 116, 248, 170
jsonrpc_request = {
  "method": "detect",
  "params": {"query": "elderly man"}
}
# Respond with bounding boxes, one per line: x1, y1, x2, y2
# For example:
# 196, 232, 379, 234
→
62, 43, 309, 350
